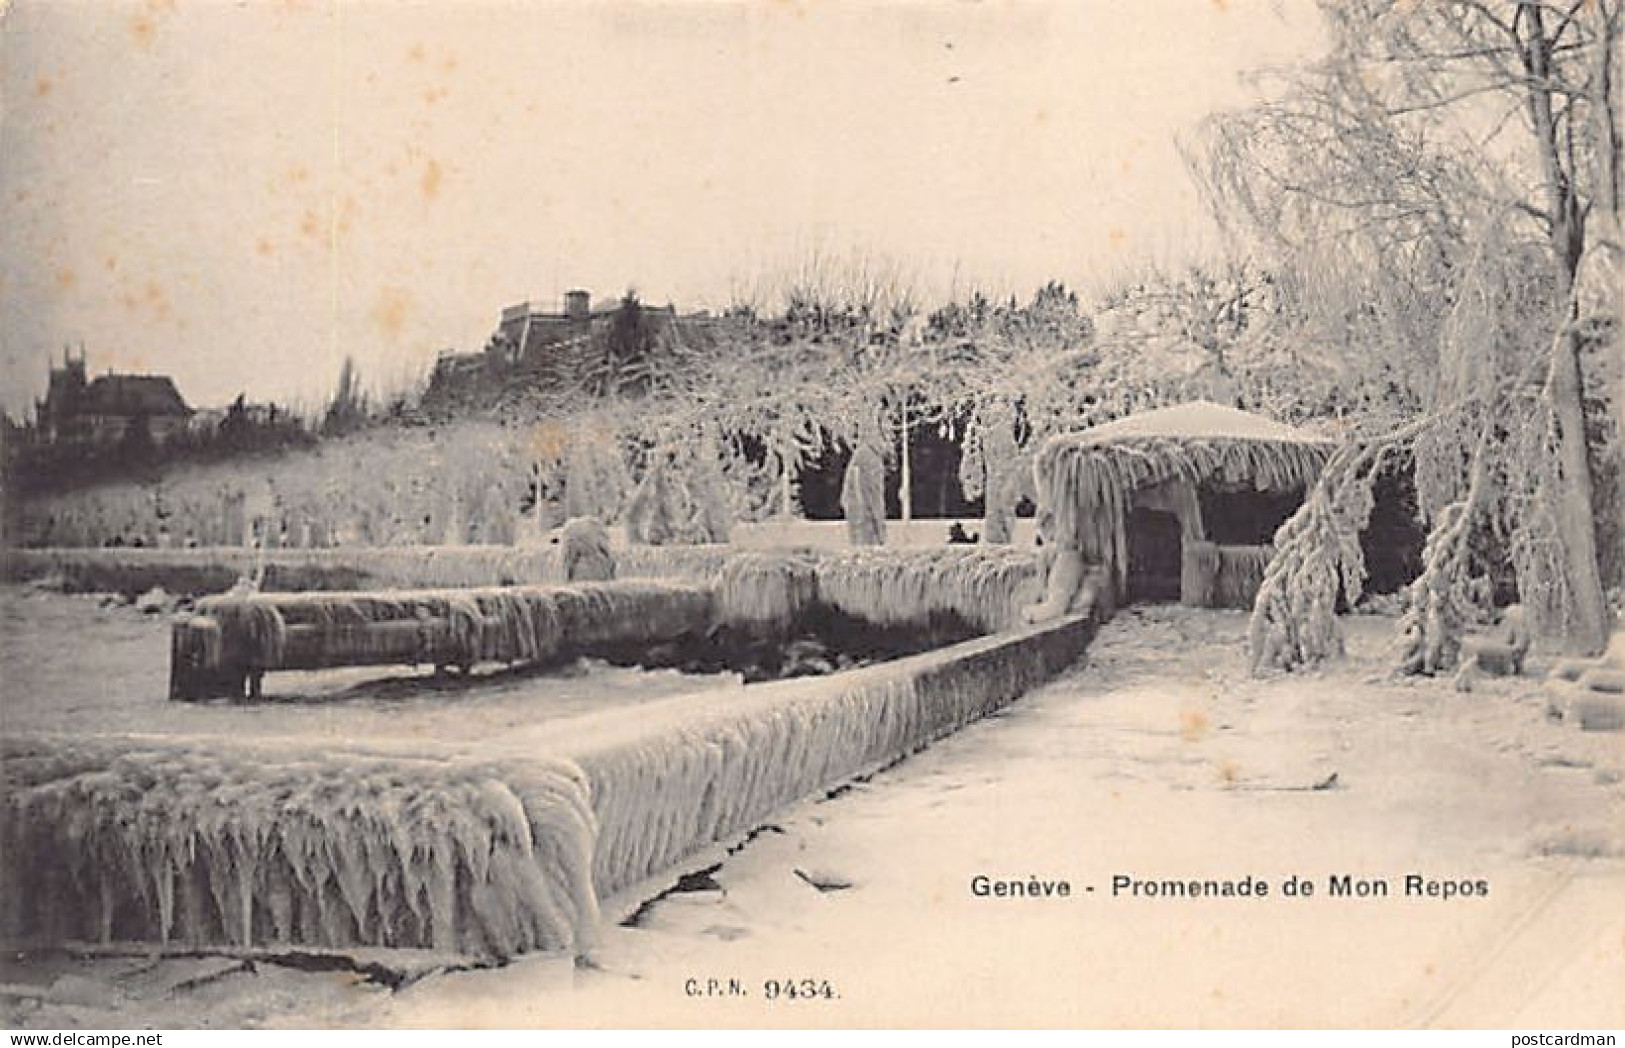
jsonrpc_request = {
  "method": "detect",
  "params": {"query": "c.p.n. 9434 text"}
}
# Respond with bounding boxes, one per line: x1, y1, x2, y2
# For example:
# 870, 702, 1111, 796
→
763, 978, 838, 1001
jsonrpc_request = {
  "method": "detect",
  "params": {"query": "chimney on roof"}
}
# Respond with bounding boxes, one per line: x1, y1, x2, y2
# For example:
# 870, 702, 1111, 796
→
564, 289, 590, 320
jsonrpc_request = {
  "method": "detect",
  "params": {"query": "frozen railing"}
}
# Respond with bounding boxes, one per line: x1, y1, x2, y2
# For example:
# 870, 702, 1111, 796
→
168, 581, 715, 701
5, 600, 1102, 961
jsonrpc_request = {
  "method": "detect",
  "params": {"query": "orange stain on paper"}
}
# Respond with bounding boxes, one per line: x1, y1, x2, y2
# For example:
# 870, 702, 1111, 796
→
370, 287, 412, 341
130, 0, 176, 48
143, 280, 172, 320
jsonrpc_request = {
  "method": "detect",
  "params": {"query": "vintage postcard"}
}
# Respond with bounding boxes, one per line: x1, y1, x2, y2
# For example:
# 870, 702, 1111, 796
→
2, 0, 1622, 1033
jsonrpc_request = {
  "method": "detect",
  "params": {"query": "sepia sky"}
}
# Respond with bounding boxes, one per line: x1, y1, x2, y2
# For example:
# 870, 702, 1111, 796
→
0, 0, 1318, 416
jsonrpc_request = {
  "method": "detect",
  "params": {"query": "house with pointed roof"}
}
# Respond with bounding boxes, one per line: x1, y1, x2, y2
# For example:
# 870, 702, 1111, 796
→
36, 350, 194, 448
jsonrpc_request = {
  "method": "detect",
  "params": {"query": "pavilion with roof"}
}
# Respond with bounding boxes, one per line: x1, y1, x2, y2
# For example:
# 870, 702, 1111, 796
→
1032, 400, 1335, 608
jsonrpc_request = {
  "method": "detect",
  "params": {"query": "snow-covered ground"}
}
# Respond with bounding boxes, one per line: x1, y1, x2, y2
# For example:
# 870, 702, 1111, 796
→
3, 600, 1621, 1028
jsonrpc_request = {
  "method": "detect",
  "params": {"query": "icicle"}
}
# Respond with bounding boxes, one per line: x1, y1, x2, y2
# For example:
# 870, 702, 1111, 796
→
9, 551, 1091, 961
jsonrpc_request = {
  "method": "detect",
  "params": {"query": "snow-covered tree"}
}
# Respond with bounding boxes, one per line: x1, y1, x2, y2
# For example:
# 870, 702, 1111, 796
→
1193, 0, 1623, 669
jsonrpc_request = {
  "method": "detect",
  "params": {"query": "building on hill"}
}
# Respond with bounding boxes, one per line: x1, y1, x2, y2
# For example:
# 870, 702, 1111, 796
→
423, 288, 713, 412
493, 289, 685, 374
35, 349, 194, 447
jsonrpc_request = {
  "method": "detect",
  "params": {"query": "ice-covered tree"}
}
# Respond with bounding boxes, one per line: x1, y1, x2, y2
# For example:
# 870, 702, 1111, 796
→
927, 283, 1096, 542
321, 356, 371, 437
1193, 0, 1623, 670
840, 414, 888, 546
691, 253, 928, 531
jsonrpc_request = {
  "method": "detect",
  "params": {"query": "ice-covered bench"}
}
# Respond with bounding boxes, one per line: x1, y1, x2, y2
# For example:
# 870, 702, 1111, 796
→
168, 581, 715, 701
1547, 624, 1625, 731
1459, 604, 1531, 675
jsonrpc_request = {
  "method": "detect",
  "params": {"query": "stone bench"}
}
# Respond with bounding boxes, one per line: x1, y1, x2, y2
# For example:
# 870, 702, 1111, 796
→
168, 582, 715, 701
1548, 626, 1625, 731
